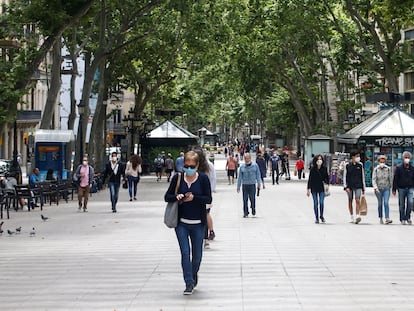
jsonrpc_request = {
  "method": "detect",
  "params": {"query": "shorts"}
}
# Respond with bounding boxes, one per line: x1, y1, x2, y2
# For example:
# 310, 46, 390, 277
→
347, 188, 362, 200
155, 167, 162, 173
166, 169, 173, 174
227, 169, 235, 177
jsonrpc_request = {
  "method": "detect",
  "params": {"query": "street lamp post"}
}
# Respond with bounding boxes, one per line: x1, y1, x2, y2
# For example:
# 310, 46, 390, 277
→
10, 119, 22, 183
78, 100, 86, 163
122, 109, 146, 156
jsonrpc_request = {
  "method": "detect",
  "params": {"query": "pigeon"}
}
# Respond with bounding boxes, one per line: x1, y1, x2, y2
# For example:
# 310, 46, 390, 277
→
7, 229, 15, 235
29, 227, 36, 237
41, 214, 49, 221
16, 226, 22, 233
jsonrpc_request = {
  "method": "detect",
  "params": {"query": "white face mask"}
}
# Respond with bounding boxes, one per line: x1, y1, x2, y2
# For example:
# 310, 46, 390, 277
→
83, 161, 88, 166
355, 157, 361, 163
316, 160, 323, 166
404, 158, 411, 164
112, 156, 117, 162
379, 163, 385, 168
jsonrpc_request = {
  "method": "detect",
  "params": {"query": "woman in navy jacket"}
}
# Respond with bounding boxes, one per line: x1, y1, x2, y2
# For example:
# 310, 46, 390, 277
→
164, 151, 212, 295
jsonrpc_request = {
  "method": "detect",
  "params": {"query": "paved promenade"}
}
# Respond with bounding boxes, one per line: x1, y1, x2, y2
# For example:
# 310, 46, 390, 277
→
1, 155, 414, 310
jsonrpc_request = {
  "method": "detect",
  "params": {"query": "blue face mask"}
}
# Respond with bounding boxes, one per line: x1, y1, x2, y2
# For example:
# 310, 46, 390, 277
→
184, 167, 197, 176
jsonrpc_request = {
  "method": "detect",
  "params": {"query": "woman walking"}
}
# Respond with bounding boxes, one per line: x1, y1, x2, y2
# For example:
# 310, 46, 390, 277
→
372, 154, 393, 224
193, 148, 217, 248
307, 155, 329, 223
256, 153, 267, 189
125, 154, 142, 201
164, 151, 212, 295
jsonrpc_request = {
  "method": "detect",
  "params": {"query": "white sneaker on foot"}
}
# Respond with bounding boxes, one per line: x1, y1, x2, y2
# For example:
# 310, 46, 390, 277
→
349, 216, 355, 223
355, 215, 361, 224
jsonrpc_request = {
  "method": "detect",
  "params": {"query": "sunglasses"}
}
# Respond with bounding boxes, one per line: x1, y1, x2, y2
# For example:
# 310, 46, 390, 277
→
183, 165, 196, 169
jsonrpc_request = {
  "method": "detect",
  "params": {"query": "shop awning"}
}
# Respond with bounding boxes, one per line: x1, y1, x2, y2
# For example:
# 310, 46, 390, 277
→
337, 107, 414, 142
35, 130, 75, 142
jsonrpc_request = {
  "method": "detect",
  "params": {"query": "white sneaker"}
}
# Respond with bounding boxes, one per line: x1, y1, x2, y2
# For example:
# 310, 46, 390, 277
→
355, 215, 361, 224
349, 216, 355, 223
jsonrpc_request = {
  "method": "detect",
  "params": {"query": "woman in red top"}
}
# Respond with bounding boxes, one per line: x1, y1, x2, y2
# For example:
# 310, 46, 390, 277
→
295, 156, 305, 180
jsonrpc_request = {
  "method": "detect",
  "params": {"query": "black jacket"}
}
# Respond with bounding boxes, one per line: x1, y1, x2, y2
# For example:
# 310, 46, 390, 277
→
307, 166, 329, 193
103, 161, 125, 184
344, 162, 365, 190
392, 164, 414, 191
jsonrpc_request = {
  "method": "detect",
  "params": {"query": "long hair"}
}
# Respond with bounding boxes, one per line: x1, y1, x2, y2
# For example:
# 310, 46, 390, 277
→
129, 154, 142, 170
312, 154, 324, 167
193, 148, 210, 173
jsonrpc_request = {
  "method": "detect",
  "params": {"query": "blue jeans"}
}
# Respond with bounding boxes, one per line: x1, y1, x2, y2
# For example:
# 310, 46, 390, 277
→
108, 182, 120, 210
242, 184, 256, 216
398, 188, 413, 221
311, 192, 325, 220
375, 188, 390, 218
175, 222, 205, 286
127, 175, 139, 198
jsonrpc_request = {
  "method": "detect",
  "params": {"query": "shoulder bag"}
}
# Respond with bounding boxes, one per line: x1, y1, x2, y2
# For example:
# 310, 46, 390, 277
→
164, 173, 181, 228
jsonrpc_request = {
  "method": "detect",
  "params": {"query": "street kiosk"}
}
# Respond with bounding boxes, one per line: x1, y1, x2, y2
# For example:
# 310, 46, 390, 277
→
34, 130, 75, 180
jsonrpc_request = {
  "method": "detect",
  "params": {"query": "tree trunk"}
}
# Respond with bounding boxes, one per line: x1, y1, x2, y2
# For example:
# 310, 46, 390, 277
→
89, 62, 108, 172
39, 39, 62, 129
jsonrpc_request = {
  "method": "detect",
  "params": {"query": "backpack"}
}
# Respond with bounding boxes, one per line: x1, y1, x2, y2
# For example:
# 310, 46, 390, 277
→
155, 157, 163, 168
271, 156, 279, 169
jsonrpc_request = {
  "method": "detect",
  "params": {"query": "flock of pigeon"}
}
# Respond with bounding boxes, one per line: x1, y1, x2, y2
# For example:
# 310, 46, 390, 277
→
0, 214, 49, 237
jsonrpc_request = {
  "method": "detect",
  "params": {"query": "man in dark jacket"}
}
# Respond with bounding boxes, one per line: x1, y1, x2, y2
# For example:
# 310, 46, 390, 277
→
392, 151, 414, 225
103, 152, 125, 213
343, 151, 365, 224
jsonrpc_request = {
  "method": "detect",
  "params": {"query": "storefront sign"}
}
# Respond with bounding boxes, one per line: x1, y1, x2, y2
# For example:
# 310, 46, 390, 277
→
375, 137, 414, 147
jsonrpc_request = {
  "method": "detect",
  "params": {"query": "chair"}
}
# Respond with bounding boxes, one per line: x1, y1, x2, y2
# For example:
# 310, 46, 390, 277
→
37, 181, 59, 205
57, 179, 76, 202
0, 189, 10, 219
14, 185, 37, 211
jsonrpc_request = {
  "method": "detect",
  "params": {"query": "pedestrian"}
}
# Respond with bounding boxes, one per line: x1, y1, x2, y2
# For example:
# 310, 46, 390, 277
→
281, 153, 290, 180
234, 154, 240, 179
193, 148, 217, 249
175, 152, 184, 174
256, 153, 267, 189
29, 167, 40, 186
154, 154, 164, 182
125, 154, 142, 201
343, 151, 365, 224
372, 154, 393, 224
307, 155, 329, 223
103, 152, 125, 213
237, 153, 262, 217
269, 152, 280, 185
74, 156, 95, 212
295, 156, 305, 180
392, 151, 414, 225
165, 153, 175, 182
2, 173, 26, 208
225, 153, 237, 185
164, 151, 212, 295
46, 168, 56, 181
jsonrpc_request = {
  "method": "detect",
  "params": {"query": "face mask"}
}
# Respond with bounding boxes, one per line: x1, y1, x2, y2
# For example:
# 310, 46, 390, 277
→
246, 162, 252, 166
355, 157, 361, 163
112, 157, 117, 162
379, 163, 385, 168
404, 158, 410, 164
83, 161, 88, 166
316, 160, 323, 166
183, 167, 197, 176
